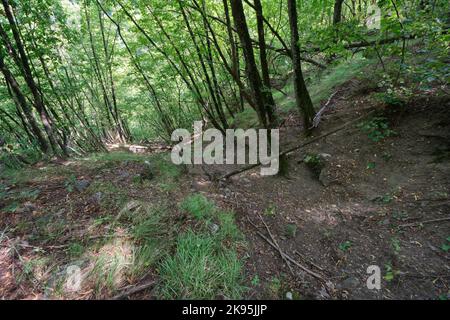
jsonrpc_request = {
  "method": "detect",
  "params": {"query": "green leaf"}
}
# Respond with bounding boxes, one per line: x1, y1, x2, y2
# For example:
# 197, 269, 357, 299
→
441, 244, 450, 252
367, 162, 376, 169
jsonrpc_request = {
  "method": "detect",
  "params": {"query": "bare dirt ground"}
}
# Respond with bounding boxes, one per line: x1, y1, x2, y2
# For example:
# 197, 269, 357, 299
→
200, 82, 450, 300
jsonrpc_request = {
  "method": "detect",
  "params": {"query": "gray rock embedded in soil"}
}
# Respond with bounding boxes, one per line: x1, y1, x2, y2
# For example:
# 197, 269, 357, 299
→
208, 223, 220, 234
140, 161, 155, 180
338, 277, 360, 290
17, 201, 37, 214
319, 170, 333, 187
91, 192, 103, 204
75, 180, 90, 192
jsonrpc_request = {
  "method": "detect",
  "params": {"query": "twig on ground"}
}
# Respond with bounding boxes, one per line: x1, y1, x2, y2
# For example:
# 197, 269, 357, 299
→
111, 281, 155, 300
247, 217, 325, 281
312, 90, 341, 128
257, 213, 294, 276
399, 217, 450, 228
294, 250, 325, 272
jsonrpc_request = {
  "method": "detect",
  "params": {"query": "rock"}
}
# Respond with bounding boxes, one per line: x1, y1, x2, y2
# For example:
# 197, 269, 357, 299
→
339, 277, 360, 290
75, 180, 90, 192
17, 201, 36, 214
208, 223, 220, 234
140, 161, 155, 180
319, 169, 335, 187
318, 153, 332, 160
117, 170, 131, 180
91, 192, 103, 204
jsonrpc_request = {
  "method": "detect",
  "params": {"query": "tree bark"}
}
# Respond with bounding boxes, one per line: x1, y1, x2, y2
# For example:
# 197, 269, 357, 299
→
230, 0, 269, 128
333, 0, 345, 25
287, 0, 315, 132
0, 55, 50, 153
1, 0, 62, 154
254, 0, 276, 126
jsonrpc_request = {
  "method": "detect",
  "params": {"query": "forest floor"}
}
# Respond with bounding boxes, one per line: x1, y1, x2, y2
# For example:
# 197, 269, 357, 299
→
1, 58, 449, 300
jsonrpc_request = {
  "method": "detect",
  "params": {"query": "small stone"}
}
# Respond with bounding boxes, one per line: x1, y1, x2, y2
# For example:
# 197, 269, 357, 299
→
92, 192, 103, 204
140, 161, 155, 180
318, 153, 332, 160
209, 223, 220, 234
319, 170, 333, 187
117, 170, 131, 180
75, 180, 90, 192
339, 277, 360, 290
17, 202, 36, 214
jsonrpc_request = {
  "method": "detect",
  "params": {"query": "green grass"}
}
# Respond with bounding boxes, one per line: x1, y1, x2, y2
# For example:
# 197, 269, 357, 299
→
158, 230, 245, 299
308, 55, 374, 106
158, 195, 245, 299
229, 107, 259, 129
227, 54, 376, 127
128, 203, 176, 279
83, 151, 150, 163
216, 211, 242, 241
180, 193, 216, 220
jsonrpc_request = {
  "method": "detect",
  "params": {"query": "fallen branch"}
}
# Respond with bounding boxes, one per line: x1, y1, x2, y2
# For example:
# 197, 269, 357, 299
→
221, 111, 375, 180
399, 217, 450, 228
257, 213, 294, 276
247, 217, 325, 281
312, 90, 341, 128
111, 281, 155, 300
294, 250, 325, 272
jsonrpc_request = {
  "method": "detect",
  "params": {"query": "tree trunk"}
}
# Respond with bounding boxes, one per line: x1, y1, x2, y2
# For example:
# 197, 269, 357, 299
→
287, 0, 315, 132
1, 0, 62, 154
0, 55, 50, 153
230, 0, 269, 128
333, 0, 345, 25
254, 0, 276, 126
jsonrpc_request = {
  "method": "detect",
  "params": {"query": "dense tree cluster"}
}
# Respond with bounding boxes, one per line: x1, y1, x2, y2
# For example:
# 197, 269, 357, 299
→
0, 0, 447, 162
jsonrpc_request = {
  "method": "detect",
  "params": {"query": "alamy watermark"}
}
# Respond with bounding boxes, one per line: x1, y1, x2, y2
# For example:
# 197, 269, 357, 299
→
367, 265, 381, 290
171, 121, 280, 176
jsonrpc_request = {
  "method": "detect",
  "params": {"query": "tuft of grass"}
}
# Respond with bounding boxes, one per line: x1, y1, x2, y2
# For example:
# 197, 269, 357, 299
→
158, 195, 245, 299
180, 194, 216, 220
129, 204, 176, 279
267, 276, 283, 299
264, 204, 277, 217
229, 107, 259, 129
216, 211, 242, 241
303, 153, 325, 178
285, 224, 297, 238
158, 230, 245, 299
151, 153, 183, 181
68, 242, 85, 258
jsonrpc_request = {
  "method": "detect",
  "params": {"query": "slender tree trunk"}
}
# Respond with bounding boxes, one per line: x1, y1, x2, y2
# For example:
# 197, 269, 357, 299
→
254, 0, 276, 126
1, 0, 62, 154
0, 55, 50, 153
333, 0, 345, 25
230, 0, 269, 128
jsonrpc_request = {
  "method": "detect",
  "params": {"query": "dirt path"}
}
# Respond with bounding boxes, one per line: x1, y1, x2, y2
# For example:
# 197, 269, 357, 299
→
192, 83, 450, 299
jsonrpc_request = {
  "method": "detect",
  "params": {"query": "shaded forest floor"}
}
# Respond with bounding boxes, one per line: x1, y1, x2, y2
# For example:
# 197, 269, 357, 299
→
1, 57, 449, 300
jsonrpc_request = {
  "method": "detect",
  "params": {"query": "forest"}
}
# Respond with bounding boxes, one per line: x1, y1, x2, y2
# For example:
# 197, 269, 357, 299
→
0, 0, 449, 300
